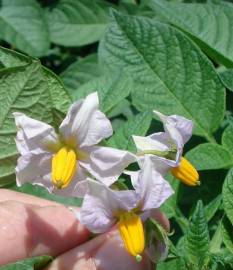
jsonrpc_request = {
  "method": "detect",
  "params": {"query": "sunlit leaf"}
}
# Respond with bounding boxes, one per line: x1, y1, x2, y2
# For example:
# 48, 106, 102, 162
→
223, 168, 233, 225
107, 111, 152, 151
47, 0, 112, 46
0, 0, 49, 57
99, 11, 225, 141
219, 69, 233, 92
186, 143, 233, 170
221, 217, 233, 254
204, 195, 222, 222
73, 70, 133, 113
222, 124, 233, 153
0, 48, 71, 181
149, 0, 233, 67
185, 200, 210, 267
60, 54, 101, 95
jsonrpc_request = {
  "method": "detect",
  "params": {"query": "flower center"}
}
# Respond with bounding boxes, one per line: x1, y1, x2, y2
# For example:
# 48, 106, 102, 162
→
117, 212, 145, 261
51, 146, 77, 189
171, 157, 200, 186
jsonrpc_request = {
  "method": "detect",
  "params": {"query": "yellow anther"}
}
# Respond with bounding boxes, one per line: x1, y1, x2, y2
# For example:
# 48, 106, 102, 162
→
171, 157, 200, 186
118, 212, 145, 260
51, 146, 77, 189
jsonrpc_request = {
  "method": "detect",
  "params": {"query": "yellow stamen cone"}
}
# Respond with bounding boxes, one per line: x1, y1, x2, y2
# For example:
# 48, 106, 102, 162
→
52, 146, 77, 189
118, 212, 145, 260
171, 157, 200, 186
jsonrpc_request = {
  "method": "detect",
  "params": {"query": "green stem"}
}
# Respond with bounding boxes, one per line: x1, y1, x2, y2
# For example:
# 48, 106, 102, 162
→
205, 133, 217, 144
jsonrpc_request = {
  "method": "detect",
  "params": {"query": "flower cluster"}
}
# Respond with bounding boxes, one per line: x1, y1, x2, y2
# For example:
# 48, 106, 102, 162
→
14, 92, 199, 262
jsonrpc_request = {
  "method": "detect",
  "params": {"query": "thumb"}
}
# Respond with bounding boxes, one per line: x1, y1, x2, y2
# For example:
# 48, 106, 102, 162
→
0, 201, 89, 266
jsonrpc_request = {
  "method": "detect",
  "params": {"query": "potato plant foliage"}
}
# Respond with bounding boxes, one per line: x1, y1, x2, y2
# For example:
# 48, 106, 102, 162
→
0, 0, 233, 269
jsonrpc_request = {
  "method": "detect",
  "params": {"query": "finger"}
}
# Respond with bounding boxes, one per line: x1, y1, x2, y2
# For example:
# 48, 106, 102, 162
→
45, 210, 169, 269
44, 230, 152, 270
0, 201, 89, 266
0, 189, 60, 206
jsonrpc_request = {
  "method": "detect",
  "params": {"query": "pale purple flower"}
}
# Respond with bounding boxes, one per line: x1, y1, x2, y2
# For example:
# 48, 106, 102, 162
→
77, 157, 173, 260
14, 92, 136, 196
133, 111, 193, 174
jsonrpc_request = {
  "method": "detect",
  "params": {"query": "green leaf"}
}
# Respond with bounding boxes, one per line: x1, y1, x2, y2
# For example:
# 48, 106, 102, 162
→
149, 0, 233, 67
204, 195, 222, 222
0, 48, 71, 180
186, 143, 233, 170
222, 124, 233, 153
223, 168, 233, 225
10, 183, 82, 207
160, 175, 180, 218
185, 200, 210, 267
0, 62, 52, 159
210, 249, 233, 269
222, 217, 233, 253
210, 222, 222, 254
47, 0, 112, 47
107, 112, 152, 151
0, 157, 17, 186
120, 0, 137, 4
157, 258, 186, 270
43, 67, 71, 114
0, 0, 49, 57
107, 99, 133, 119
0, 46, 71, 114
0, 255, 52, 270
99, 11, 225, 141
72, 71, 133, 113
0, 176, 15, 188
0, 46, 29, 68
60, 54, 101, 95
219, 69, 233, 92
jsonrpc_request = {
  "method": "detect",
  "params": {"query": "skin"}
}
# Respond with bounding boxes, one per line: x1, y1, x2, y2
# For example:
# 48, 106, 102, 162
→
0, 189, 169, 270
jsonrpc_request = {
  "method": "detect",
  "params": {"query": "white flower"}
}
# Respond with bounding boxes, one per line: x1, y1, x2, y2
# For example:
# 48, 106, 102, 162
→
77, 157, 173, 260
133, 111, 199, 186
14, 92, 136, 195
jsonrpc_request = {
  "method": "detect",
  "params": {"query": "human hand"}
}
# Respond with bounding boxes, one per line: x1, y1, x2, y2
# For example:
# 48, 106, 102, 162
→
0, 189, 169, 269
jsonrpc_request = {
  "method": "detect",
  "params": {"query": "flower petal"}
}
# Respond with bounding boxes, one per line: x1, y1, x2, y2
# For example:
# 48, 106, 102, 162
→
79, 179, 138, 233
13, 112, 60, 155
80, 146, 136, 186
16, 153, 53, 190
153, 110, 193, 146
128, 157, 174, 211
138, 155, 177, 174
80, 193, 115, 233
59, 92, 112, 148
